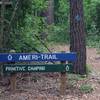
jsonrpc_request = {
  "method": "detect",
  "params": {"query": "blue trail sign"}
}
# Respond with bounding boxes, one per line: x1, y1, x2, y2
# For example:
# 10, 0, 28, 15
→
0, 53, 76, 62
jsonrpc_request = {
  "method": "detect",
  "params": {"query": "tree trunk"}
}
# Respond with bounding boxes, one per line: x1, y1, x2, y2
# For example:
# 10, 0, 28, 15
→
39, 0, 54, 40
69, 0, 86, 74
54, 0, 59, 24
0, 0, 5, 51
47, 0, 54, 24
0, 0, 5, 77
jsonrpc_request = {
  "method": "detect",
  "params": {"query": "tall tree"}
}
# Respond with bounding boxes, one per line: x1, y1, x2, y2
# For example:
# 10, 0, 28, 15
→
54, 0, 59, 24
69, 0, 86, 74
39, 0, 54, 40
47, 0, 54, 24
0, 0, 5, 51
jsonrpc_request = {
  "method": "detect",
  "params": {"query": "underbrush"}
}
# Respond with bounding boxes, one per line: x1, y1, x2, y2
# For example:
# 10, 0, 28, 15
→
79, 84, 93, 93
86, 35, 100, 48
67, 74, 93, 93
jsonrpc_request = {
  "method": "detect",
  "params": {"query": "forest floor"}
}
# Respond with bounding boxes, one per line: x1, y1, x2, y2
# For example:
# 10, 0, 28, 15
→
0, 44, 100, 100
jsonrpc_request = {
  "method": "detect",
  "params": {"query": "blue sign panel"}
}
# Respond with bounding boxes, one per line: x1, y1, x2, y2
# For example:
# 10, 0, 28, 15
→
0, 53, 77, 62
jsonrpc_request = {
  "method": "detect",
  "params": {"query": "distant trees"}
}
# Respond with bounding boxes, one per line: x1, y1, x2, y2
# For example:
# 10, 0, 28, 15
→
0, 0, 100, 52
47, 0, 54, 24
0, 0, 4, 50
0, 0, 47, 52
96, 2, 100, 35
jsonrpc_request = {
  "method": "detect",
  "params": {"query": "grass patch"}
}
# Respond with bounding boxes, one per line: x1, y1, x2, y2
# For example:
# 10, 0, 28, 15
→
80, 84, 93, 93
86, 64, 92, 75
67, 74, 87, 89
86, 35, 100, 48
68, 74, 87, 81
96, 48, 100, 54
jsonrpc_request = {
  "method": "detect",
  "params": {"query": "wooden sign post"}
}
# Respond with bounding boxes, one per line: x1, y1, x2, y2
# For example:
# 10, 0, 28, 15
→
10, 73, 17, 92
9, 50, 17, 92
60, 60, 67, 95
60, 51, 67, 95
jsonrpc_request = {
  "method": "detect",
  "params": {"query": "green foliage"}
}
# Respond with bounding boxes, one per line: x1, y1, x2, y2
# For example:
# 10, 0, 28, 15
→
47, 24, 69, 43
48, 0, 100, 46
9, 24, 47, 52
86, 35, 100, 48
54, 0, 69, 24
96, 48, 100, 54
84, 0, 99, 34
4, 0, 100, 52
95, 2, 100, 34
84, 0, 100, 48
86, 64, 92, 75
48, 0, 69, 43
80, 84, 93, 93
6, 0, 48, 52
67, 74, 87, 89
84, 0, 92, 32
68, 74, 87, 81
32, 0, 47, 12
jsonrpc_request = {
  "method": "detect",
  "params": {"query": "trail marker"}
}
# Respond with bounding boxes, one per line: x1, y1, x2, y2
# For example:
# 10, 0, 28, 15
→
1, 52, 77, 94
0, 53, 76, 62
3, 64, 73, 73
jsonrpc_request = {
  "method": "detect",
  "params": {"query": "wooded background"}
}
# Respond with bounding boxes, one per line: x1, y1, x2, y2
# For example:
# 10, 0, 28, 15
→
0, 0, 100, 51
0, 0, 100, 74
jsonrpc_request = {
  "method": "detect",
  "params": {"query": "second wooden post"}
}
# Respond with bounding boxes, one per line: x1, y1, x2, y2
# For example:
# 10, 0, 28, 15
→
60, 52, 67, 95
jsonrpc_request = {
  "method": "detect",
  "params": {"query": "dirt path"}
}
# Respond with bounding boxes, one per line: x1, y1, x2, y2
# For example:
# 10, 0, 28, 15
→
50, 44, 100, 100
0, 45, 100, 100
